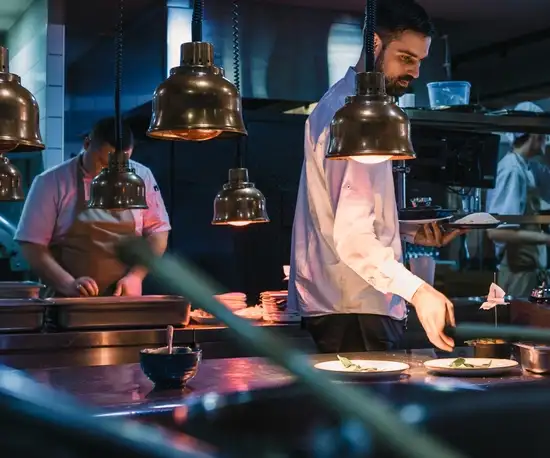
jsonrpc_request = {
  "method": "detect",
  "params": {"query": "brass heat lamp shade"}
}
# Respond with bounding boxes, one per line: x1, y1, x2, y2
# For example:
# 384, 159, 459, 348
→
88, 152, 147, 209
0, 47, 45, 153
0, 155, 24, 201
326, 72, 415, 163
147, 42, 247, 142
212, 168, 269, 226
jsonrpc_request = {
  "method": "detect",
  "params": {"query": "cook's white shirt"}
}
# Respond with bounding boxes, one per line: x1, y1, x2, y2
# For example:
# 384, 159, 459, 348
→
287, 67, 424, 319
14, 154, 171, 246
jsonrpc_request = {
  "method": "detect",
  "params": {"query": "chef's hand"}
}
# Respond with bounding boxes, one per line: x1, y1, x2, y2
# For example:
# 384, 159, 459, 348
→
410, 283, 455, 352
414, 222, 465, 247
60, 277, 99, 297
113, 273, 143, 296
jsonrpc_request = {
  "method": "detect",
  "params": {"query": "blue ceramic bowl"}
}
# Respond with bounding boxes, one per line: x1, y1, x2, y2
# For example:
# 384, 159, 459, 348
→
140, 346, 202, 388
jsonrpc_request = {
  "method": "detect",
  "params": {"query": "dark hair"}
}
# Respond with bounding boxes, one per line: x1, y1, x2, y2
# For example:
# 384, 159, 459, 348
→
375, 0, 436, 43
89, 117, 134, 151
513, 134, 530, 149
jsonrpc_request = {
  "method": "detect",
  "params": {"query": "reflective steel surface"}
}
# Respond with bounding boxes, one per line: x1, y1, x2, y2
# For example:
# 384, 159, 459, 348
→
212, 168, 269, 226
88, 152, 147, 209
0, 155, 24, 200
18, 348, 546, 414
327, 72, 415, 161
0, 47, 44, 153
148, 42, 247, 141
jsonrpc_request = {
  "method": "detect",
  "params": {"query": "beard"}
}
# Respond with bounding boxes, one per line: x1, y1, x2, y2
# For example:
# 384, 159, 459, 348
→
375, 52, 414, 98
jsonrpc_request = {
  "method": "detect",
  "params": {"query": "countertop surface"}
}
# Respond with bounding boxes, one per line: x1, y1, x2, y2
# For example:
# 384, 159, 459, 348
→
24, 347, 549, 415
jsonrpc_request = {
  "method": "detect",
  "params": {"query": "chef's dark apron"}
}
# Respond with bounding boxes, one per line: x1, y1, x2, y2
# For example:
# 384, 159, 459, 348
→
498, 154, 548, 297
45, 155, 137, 297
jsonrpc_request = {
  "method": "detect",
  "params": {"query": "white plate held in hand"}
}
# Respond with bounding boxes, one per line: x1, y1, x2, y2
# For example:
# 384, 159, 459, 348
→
424, 358, 518, 377
314, 359, 410, 379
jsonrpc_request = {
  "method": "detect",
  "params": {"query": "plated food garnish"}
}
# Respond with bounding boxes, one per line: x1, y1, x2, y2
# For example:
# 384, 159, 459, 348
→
337, 355, 378, 372
450, 357, 492, 368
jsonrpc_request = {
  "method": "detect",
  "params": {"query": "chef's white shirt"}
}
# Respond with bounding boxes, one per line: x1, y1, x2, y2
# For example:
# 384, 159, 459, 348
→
486, 151, 550, 259
14, 154, 171, 246
287, 67, 424, 320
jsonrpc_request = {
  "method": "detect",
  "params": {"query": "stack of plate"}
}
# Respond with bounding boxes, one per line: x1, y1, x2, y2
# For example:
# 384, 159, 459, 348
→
260, 291, 301, 322
214, 292, 247, 312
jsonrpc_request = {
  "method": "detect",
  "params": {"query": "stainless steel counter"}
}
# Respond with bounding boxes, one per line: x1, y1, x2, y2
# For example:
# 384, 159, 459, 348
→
0, 323, 315, 370
21, 348, 548, 417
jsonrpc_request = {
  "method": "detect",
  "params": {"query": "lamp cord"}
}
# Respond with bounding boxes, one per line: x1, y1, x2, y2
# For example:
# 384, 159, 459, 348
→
192, 0, 204, 42
363, 0, 376, 73
114, 0, 124, 159
233, 0, 245, 169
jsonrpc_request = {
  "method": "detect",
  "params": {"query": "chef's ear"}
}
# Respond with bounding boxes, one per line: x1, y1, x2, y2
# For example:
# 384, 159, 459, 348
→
374, 33, 383, 59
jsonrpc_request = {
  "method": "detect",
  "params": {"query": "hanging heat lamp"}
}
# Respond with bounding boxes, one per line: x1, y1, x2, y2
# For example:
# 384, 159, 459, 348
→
212, 0, 268, 227
147, 0, 246, 142
87, 0, 147, 210
0, 46, 44, 201
325, 0, 415, 163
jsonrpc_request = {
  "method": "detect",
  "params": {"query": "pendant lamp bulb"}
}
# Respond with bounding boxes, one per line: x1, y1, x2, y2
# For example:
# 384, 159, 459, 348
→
325, 0, 415, 162
87, 0, 147, 210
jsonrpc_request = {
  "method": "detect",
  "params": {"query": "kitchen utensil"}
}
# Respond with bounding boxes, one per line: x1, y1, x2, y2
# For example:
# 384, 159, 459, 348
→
0, 281, 45, 299
465, 340, 512, 359
424, 358, 518, 377
314, 359, 409, 380
45, 295, 190, 330
427, 81, 471, 109
167, 325, 174, 354
140, 346, 202, 388
448, 323, 550, 345
117, 237, 463, 458
514, 342, 550, 374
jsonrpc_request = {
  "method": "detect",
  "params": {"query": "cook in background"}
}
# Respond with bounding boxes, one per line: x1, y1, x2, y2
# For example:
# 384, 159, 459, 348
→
14, 117, 171, 297
486, 102, 550, 297
288, 0, 461, 354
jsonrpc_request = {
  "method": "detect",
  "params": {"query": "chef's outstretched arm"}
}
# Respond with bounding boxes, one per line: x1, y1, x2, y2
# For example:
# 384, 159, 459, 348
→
326, 159, 454, 351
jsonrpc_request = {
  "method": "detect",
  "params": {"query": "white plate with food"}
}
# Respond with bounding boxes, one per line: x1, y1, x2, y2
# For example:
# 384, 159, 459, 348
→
446, 212, 501, 229
424, 357, 519, 376
314, 355, 410, 379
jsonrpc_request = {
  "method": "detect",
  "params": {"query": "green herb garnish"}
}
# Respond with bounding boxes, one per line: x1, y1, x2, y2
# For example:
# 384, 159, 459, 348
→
450, 357, 492, 368
337, 355, 378, 372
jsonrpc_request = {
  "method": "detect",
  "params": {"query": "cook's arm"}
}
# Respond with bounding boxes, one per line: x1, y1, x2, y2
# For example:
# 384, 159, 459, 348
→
320, 134, 425, 302
128, 171, 171, 280
14, 174, 75, 290
19, 242, 75, 290
486, 167, 550, 244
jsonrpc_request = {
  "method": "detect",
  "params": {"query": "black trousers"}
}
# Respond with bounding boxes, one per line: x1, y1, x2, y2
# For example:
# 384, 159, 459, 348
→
302, 314, 405, 353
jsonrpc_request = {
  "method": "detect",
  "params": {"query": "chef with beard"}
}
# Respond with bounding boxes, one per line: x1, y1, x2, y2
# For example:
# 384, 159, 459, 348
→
14, 117, 171, 297
288, 0, 461, 354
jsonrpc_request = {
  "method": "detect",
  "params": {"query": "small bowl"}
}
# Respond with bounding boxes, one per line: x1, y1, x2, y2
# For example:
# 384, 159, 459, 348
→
466, 340, 512, 359
140, 346, 202, 389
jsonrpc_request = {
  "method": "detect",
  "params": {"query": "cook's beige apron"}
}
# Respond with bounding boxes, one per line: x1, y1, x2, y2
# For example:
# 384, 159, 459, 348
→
46, 155, 137, 297
499, 154, 548, 297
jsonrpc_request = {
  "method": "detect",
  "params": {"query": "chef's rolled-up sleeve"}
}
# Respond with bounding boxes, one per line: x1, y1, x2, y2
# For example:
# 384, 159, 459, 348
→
320, 136, 425, 303
14, 174, 58, 246
142, 169, 171, 236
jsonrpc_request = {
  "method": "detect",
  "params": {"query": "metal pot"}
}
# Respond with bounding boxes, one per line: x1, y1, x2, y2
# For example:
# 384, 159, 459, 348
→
514, 342, 550, 374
